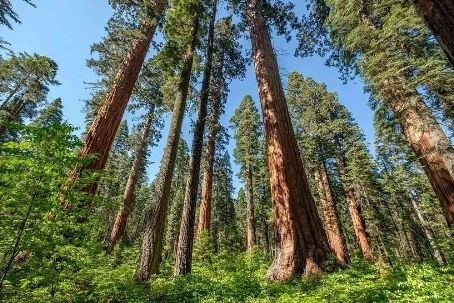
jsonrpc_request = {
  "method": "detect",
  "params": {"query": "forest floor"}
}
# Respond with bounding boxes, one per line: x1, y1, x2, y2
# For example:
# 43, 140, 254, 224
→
147, 250, 454, 303
5, 248, 454, 302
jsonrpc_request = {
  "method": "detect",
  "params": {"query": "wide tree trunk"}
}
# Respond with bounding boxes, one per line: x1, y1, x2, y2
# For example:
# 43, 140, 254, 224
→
246, 0, 329, 282
196, 76, 223, 238
106, 104, 155, 253
63, 0, 166, 199
384, 77, 454, 227
246, 163, 257, 250
410, 197, 446, 265
174, 2, 217, 276
414, 0, 454, 67
314, 161, 349, 266
135, 19, 199, 282
334, 142, 373, 262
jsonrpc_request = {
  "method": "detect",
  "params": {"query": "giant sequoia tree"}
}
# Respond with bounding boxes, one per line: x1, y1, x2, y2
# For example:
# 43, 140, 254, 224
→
301, 0, 454, 227
64, 0, 167, 196
235, 0, 330, 281
106, 60, 164, 253
413, 0, 454, 67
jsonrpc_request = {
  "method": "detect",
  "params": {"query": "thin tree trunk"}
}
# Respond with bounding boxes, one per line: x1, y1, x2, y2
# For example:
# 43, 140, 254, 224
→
410, 197, 446, 265
135, 18, 199, 282
245, 163, 257, 250
174, 1, 217, 276
0, 197, 34, 288
333, 141, 373, 261
62, 0, 166, 200
246, 0, 329, 282
314, 161, 349, 266
414, 0, 454, 67
196, 72, 223, 238
106, 104, 155, 253
384, 77, 454, 226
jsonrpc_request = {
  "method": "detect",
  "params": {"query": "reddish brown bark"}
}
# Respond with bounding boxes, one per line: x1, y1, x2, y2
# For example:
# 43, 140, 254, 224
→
246, 163, 257, 250
384, 77, 454, 227
62, 0, 166, 200
106, 104, 155, 253
174, 2, 217, 276
414, 0, 454, 67
196, 77, 223, 238
135, 18, 199, 282
334, 143, 373, 262
246, 0, 329, 282
314, 162, 349, 266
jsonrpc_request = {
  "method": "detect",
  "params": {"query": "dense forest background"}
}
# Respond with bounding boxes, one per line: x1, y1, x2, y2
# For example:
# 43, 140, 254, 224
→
1, 0, 454, 302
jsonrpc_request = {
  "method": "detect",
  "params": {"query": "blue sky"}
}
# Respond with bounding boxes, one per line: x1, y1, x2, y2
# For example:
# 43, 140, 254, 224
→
2, 0, 374, 191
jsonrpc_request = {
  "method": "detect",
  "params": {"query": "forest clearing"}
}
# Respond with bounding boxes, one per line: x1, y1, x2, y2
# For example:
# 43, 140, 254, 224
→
1, 0, 454, 302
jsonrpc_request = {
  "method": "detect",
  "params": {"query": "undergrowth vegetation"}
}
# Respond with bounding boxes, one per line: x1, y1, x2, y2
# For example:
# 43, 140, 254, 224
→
8, 248, 453, 302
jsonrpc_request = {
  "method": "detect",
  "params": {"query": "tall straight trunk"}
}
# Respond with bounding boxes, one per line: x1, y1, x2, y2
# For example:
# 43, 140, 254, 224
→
245, 163, 257, 250
334, 141, 373, 261
106, 104, 155, 253
63, 0, 166, 199
174, 1, 217, 276
314, 161, 349, 266
246, 0, 329, 282
410, 197, 446, 265
135, 19, 199, 282
196, 71, 223, 238
384, 77, 454, 226
414, 0, 454, 67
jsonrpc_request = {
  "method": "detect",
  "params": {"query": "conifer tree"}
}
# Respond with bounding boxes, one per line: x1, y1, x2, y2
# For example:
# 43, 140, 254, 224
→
0, 53, 59, 138
136, 0, 201, 281
174, 0, 218, 276
286, 73, 349, 265
30, 98, 64, 127
233, 0, 330, 281
231, 95, 261, 251
106, 59, 165, 253
64, 0, 167, 196
196, 17, 246, 238
301, 0, 454, 227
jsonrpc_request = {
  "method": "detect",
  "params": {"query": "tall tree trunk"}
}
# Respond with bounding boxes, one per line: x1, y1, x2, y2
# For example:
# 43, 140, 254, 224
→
62, 0, 166, 199
245, 163, 257, 250
135, 19, 199, 282
414, 0, 454, 67
410, 197, 446, 265
106, 104, 155, 253
384, 77, 454, 226
196, 72, 223, 238
246, 0, 329, 282
174, 2, 217, 276
314, 161, 349, 266
334, 141, 373, 261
